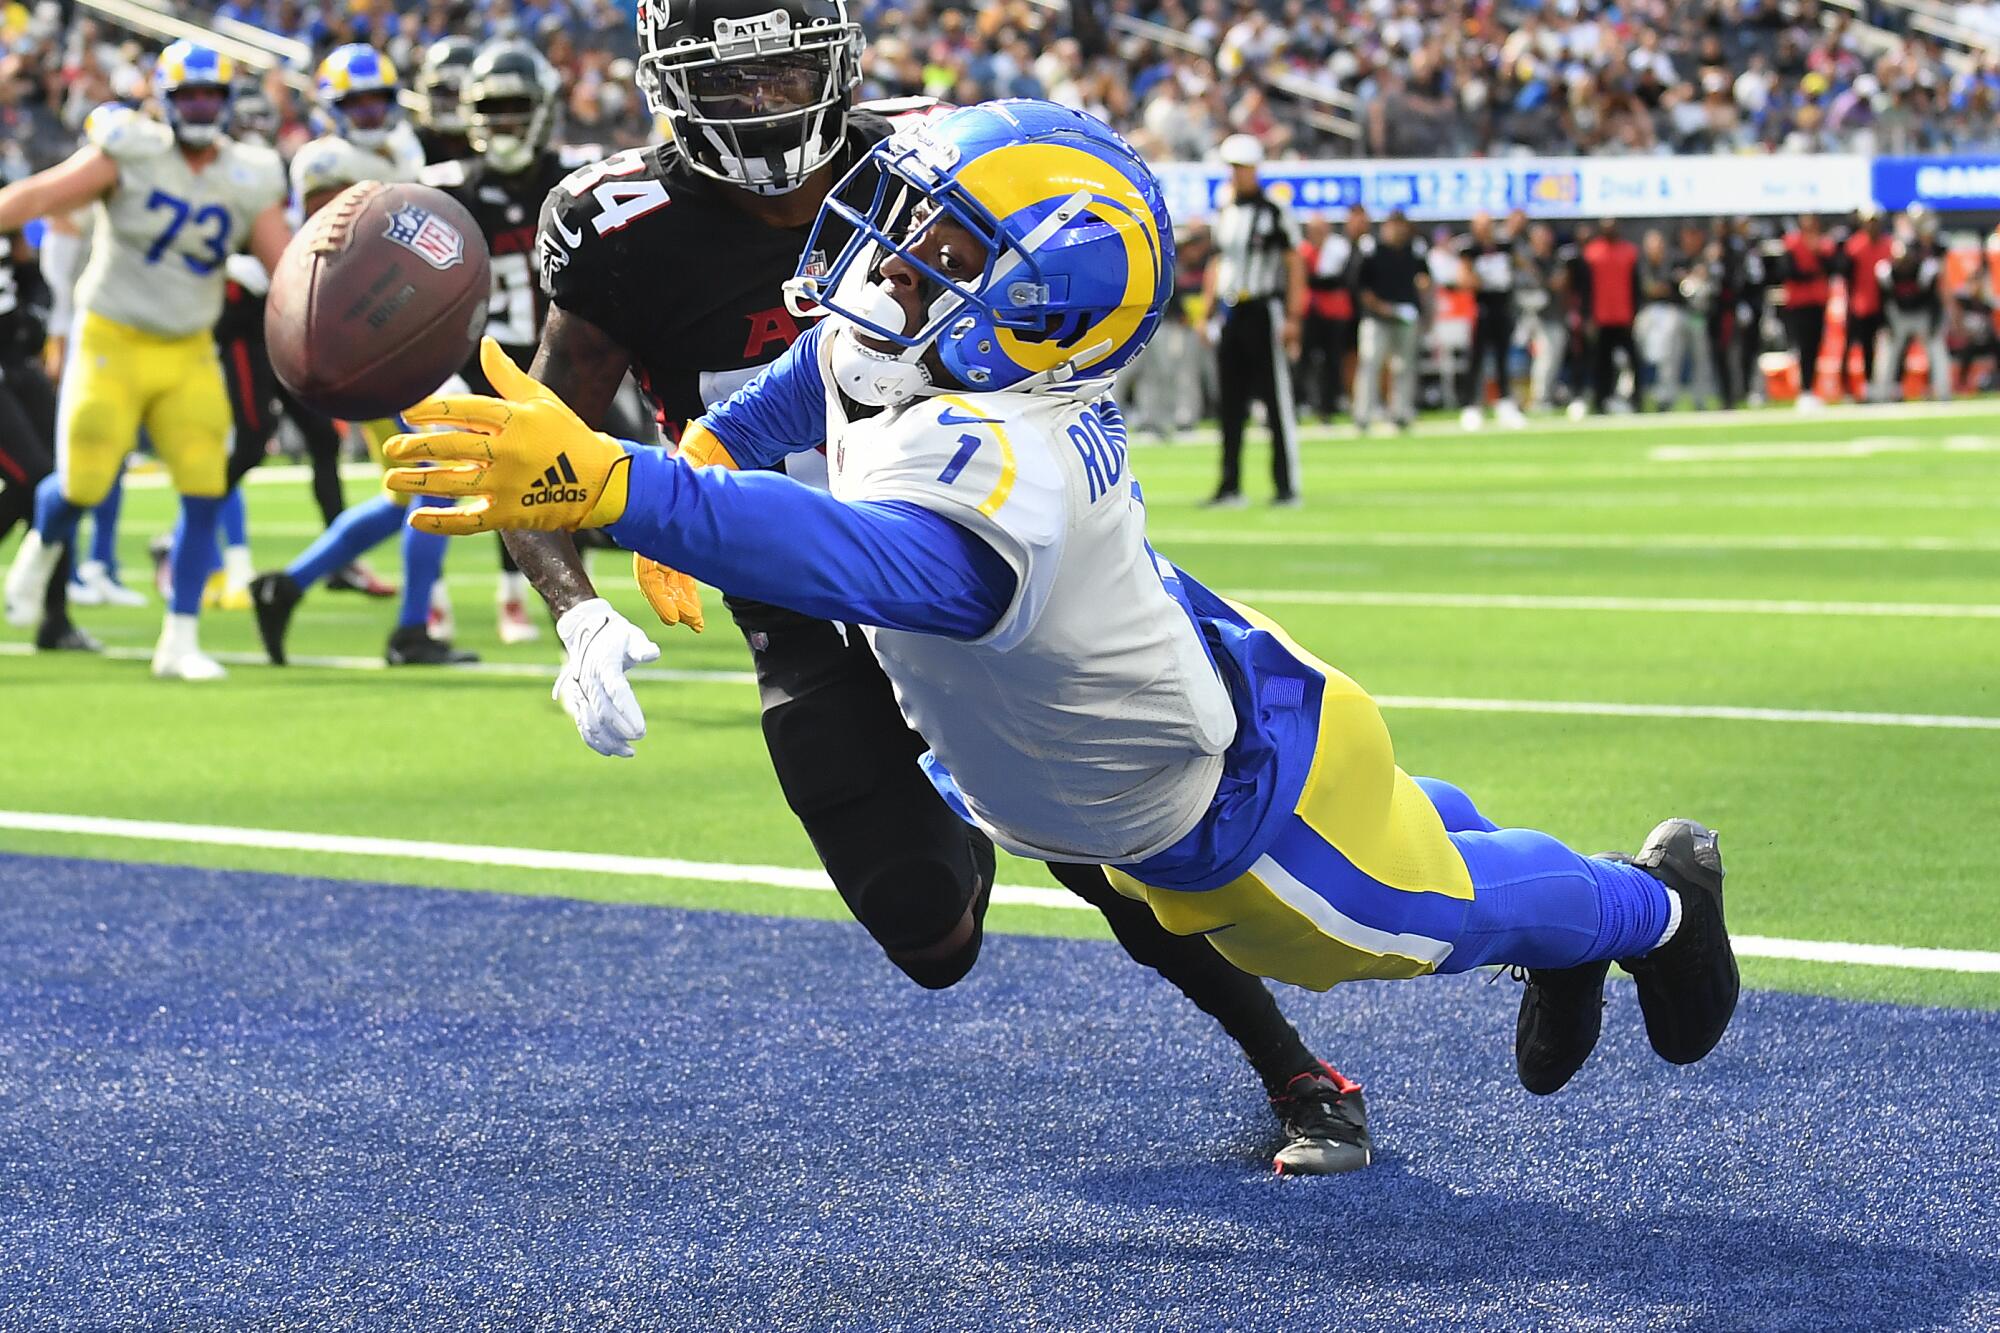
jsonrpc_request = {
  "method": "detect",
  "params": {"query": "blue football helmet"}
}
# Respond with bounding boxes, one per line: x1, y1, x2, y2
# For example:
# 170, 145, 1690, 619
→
785, 99, 1175, 404
154, 40, 235, 147
315, 43, 401, 149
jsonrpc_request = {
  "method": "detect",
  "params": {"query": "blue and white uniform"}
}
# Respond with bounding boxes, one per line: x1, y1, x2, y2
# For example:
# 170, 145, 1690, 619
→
605, 324, 1673, 991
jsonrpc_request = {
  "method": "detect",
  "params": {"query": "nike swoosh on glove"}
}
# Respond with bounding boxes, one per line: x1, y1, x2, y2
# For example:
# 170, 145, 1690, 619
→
382, 337, 635, 534
553, 596, 661, 758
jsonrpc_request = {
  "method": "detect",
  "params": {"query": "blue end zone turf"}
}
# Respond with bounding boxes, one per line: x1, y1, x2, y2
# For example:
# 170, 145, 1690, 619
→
1, 854, 1995, 1331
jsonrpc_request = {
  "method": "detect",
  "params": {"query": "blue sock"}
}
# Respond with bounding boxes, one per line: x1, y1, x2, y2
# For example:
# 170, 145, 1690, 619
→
33, 474, 82, 547
91, 462, 125, 572
1416, 777, 1500, 834
170, 495, 224, 616
220, 487, 247, 548
286, 494, 403, 590
397, 497, 450, 630
1441, 828, 1671, 972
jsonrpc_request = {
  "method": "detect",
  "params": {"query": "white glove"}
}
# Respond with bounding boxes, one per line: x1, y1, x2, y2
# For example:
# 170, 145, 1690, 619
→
225, 252, 271, 296
553, 597, 661, 758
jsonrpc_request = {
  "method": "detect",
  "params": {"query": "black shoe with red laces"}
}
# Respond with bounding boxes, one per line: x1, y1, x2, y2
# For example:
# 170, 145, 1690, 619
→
1270, 1062, 1372, 1175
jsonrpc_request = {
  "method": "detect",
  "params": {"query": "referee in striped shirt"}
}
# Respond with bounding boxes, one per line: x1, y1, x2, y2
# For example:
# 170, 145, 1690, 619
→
1201, 134, 1307, 508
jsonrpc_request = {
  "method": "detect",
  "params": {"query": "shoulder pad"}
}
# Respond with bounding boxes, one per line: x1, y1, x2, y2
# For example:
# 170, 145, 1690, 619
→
226, 140, 288, 206
387, 121, 428, 177
420, 158, 472, 190
86, 104, 173, 162
546, 147, 672, 242
290, 136, 381, 200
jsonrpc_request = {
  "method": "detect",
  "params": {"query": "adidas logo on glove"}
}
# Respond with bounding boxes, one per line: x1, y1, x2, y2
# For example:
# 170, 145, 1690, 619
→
522, 453, 590, 506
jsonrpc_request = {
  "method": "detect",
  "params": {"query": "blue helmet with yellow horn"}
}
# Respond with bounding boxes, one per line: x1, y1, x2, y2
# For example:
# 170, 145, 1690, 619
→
786, 99, 1175, 404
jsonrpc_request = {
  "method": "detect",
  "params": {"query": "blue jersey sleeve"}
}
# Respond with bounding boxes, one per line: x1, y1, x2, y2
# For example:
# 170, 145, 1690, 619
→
695, 321, 830, 469
607, 444, 1016, 638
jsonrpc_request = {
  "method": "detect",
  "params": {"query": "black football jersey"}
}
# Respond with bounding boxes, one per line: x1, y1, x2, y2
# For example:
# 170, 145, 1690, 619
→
424, 148, 601, 374
536, 100, 946, 429
0, 231, 50, 364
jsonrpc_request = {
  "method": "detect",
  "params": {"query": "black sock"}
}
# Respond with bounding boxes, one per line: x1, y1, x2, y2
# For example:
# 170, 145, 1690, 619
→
1046, 861, 1322, 1096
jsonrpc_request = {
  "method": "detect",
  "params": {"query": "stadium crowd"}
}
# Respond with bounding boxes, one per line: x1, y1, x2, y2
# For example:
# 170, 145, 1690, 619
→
6, 0, 2000, 176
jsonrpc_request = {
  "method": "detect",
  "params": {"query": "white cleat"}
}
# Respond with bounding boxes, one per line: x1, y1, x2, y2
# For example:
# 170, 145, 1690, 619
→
152, 612, 227, 680
497, 597, 541, 644
1495, 399, 1528, 429
151, 647, 229, 680
1565, 399, 1590, 421
5, 532, 62, 628
77, 559, 148, 607
1459, 405, 1485, 431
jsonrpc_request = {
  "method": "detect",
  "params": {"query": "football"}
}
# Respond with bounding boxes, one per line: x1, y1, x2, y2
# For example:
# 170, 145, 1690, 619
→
265, 180, 491, 421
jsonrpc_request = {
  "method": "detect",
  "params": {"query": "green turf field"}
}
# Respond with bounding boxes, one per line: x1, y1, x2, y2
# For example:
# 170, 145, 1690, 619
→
4, 400, 1997, 1009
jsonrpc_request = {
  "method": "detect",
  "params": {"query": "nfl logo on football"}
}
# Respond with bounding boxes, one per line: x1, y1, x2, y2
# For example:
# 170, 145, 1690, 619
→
384, 204, 466, 271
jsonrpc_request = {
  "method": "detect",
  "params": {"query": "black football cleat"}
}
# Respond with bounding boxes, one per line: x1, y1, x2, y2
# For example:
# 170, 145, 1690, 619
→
249, 572, 303, 666
35, 620, 103, 653
1513, 851, 1631, 1095
1270, 1062, 1372, 1175
1619, 819, 1739, 1066
385, 625, 479, 666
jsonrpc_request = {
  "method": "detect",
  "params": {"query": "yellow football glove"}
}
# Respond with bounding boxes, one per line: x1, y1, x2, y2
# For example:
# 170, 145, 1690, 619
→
383, 337, 632, 535
630, 421, 738, 633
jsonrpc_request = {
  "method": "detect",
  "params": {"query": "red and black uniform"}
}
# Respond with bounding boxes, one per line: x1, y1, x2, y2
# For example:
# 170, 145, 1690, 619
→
1843, 227, 1895, 386
214, 275, 346, 524
1581, 232, 1640, 410
535, 104, 1329, 1093
1781, 227, 1837, 396
0, 230, 73, 636
425, 148, 592, 392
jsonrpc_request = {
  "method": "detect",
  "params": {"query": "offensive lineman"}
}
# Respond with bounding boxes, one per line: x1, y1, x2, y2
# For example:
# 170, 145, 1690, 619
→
388, 99, 1740, 1103
495, 0, 1368, 1173
0, 42, 289, 679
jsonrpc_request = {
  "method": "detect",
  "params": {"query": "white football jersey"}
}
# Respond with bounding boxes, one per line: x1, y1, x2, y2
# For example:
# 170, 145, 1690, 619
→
823, 379, 1238, 864
73, 106, 285, 337
289, 125, 424, 207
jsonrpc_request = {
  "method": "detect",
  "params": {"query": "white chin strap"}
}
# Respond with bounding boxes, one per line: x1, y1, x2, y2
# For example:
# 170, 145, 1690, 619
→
176, 123, 221, 147
827, 319, 934, 407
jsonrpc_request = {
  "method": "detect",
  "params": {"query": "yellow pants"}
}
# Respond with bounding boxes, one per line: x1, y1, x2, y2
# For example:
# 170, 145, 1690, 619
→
1106, 605, 1474, 992
57, 311, 231, 504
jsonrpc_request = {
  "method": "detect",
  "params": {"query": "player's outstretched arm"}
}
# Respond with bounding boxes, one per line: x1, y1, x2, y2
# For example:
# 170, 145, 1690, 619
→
500, 306, 634, 620
0, 146, 118, 235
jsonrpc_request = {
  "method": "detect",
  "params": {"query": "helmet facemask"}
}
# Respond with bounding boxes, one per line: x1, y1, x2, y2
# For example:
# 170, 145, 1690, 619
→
638, 10, 860, 197
164, 83, 230, 147
466, 91, 553, 174
331, 88, 398, 150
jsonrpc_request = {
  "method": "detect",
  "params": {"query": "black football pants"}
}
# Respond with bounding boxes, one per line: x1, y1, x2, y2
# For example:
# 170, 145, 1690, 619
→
0, 357, 73, 627
727, 594, 1319, 1092
220, 330, 346, 525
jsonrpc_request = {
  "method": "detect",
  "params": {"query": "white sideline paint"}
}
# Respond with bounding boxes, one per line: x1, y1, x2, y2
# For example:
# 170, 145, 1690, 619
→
1229, 588, 2000, 620
1650, 435, 2000, 462
1, 810, 1994, 976
4, 642, 1994, 730
1151, 528, 2000, 553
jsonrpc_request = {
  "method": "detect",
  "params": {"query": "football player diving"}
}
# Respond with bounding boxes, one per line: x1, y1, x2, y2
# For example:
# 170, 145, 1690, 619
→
476, 0, 1371, 1173
0, 41, 290, 680
387, 100, 1740, 1103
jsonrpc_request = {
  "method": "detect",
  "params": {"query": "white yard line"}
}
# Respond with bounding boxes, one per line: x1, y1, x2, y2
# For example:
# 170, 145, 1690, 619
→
0, 810, 1992, 975
5, 642, 1993, 729
1650, 434, 2000, 462
1151, 529, 2000, 553
1227, 588, 2000, 619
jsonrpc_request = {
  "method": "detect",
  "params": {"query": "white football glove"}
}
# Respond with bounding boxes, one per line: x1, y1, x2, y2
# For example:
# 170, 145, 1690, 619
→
553, 597, 661, 758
